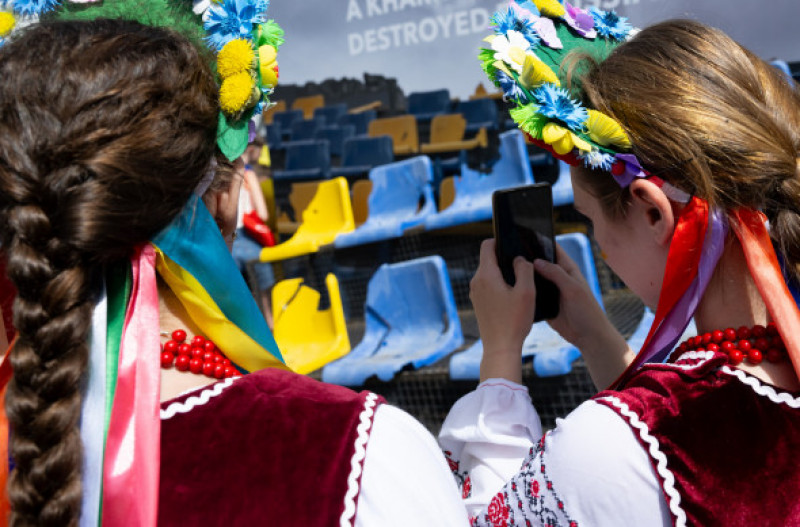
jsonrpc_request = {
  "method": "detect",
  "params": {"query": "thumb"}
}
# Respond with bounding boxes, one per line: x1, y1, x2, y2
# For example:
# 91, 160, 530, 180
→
533, 258, 572, 291
513, 256, 535, 290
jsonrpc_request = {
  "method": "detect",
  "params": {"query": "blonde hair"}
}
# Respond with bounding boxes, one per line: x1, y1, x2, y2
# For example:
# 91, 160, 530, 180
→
573, 19, 800, 277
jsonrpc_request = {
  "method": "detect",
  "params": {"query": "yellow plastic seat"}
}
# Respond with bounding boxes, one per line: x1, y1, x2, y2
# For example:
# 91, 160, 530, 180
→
260, 177, 355, 262
291, 95, 325, 120
262, 100, 286, 124
273, 273, 350, 374
368, 115, 419, 156
420, 115, 489, 155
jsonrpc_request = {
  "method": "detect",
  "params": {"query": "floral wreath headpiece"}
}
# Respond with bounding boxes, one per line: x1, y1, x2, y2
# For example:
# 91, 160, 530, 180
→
481, 0, 650, 187
0, 0, 282, 162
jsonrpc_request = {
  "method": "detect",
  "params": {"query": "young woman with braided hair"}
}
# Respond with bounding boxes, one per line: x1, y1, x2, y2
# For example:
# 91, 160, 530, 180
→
440, 13, 800, 527
0, 17, 469, 527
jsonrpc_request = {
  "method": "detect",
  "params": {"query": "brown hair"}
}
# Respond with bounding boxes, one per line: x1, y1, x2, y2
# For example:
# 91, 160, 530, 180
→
0, 19, 218, 525
571, 20, 800, 276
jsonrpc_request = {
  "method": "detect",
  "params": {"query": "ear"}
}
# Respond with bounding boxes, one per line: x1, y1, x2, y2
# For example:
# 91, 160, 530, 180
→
628, 179, 676, 247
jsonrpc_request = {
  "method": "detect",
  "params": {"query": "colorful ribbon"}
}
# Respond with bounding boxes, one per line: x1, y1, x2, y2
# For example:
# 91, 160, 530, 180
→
731, 209, 800, 378
101, 245, 161, 527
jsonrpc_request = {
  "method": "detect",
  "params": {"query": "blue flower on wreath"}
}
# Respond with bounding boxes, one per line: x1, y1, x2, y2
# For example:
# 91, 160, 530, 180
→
492, 7, 540, 48
534, 84, 588, 131
589, 7, 632, 40
580, 150, 615, 171
495, 70, 529, 103
204, 0, 267, 51
9, 0, 61, 17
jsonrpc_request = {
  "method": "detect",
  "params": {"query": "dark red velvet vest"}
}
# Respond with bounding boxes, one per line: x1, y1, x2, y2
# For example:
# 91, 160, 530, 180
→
595, 351, 800, 526
159, 368, 385, 526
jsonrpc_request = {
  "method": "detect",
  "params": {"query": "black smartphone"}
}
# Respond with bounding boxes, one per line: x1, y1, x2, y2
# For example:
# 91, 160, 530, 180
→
492, 183, 560, 322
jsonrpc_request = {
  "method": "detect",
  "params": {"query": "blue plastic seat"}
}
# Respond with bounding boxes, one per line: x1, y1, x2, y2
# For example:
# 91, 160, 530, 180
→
273, 109, 304, 139
424, 130, 533, 231
273, 140, 331, 182
330, 135, 394, 181
287, 117, 327, 142
314, 103, 348, 124
457, 99, 499, 134
334, 156, 436, 248
265, 122, 282, 149
323, 256, 464, 385
408, 89, 451, 122
339, 110, 377, 136
450, 233, 602, 379
548, 160, 574, 207
314, 124, 355, 159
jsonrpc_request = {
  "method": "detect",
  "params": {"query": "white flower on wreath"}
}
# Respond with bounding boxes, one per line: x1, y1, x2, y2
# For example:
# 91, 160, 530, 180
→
491, 30, 532, 74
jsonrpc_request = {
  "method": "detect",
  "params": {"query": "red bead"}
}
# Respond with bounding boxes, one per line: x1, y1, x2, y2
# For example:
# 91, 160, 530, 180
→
160, 351, 174, 368
754, 338, 769, 352
213, 355, 223, 364
752, 325, 767, 338
175, 355, 190, 372
737, 326, 751, 340
729, 349, 744, 365
204, 341, 216, 353
766, 348, 783, 363
202, 362, 215, 377
721, 341, 734, 352
178, 343, 192, 356
747, 349, 763, 365
771, 336, 785, 350
766, 322, 779, 336
164, 340, 179, 354
701, 333, 712, 345
224, 366, 235, 377
723, 328, 737, 341
696, 346, 705, 352
222, 358, 231, 366
737, 339, 751, 352
171, 329, 187, 342
711, 330, 724, 344
202, 351, 214, 362
189, 358, 203, 374
214, 364, 226, 379
191, 335, 205, 348
707, 343, 719, 353
611, 161, 625, 176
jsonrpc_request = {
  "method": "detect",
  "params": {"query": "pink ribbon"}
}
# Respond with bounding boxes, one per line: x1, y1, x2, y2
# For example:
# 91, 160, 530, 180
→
102, 245, 161, 527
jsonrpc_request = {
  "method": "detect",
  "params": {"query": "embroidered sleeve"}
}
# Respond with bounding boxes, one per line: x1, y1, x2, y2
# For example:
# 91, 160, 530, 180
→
471, 437, 579, 527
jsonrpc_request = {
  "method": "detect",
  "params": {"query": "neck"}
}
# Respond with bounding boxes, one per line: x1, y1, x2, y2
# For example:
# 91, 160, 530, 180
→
158, 278, 217, 402
695, 238, 800, 390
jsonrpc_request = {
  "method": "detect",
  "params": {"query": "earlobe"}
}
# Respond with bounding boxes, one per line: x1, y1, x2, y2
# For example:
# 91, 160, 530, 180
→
629, 179, 676, 247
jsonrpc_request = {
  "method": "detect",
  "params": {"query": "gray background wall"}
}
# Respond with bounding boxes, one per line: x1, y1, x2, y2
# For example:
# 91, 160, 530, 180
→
269, 0, 799, 98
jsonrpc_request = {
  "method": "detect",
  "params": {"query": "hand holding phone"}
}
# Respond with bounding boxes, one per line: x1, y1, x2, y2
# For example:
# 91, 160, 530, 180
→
492, 184, 560, 322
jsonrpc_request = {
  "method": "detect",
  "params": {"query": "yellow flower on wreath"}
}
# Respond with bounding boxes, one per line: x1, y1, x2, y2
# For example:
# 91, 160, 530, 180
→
217, 38, 255, 79
259, 44, 279, 87
0, 11, 15, 37
542, 122, 592, 155
519, 54, 560, 91
585, 109, 632, 150
532, 0, 566, 18
220, 71, 256, 116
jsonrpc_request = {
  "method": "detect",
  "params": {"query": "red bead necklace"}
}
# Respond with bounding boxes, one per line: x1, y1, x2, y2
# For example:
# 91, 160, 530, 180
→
160, 329, 241, 380
674, 322, 786, 366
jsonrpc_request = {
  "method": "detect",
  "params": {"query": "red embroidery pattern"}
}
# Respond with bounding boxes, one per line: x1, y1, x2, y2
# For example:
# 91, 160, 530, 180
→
443, 449, 472, 499
471, 435, 579, 527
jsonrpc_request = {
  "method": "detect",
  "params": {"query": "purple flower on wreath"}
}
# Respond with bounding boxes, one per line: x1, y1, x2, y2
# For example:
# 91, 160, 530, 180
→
495, 70, 529, 103
204, 0, 267, 51
563, 2, 596, 39
588, 7, 631, 40
492, 7, 540, 48
10, 0, 61, 16
534, 84, 588, 131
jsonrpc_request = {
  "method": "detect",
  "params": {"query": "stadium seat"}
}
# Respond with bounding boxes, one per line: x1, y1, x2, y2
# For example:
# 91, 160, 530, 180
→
291, 94, 325, 120
272, 273, 350, 375
330, 135, 394, 181
350, 179, 372, 226
262, 99, 286, 125
420, 114, 489, 155
339, 110, 377, 136
272, 140, 331, 183
334, 156, 436, 248
368, 115, 419, 156
423, 129, 533, 230
313, 103, 348, 124
457, 99, 499, 134
260, 177, 355, 262
322, 256, 463, 385
314, 124, 356, 159
272, 109, 304, 138
549, 160, 574, 207
275, 180, 319, 232
286, 117, 327, 142
264, 122, 282, 150
407, 89, 451, 122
